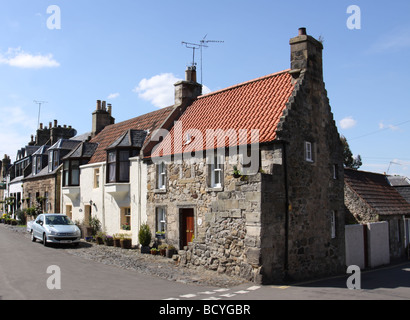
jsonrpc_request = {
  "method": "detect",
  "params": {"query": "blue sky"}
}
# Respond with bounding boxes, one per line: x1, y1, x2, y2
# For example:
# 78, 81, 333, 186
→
1, 0, 410, 177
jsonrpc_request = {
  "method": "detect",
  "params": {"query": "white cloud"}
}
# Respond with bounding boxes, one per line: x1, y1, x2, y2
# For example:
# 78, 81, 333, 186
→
0, 48, 60, 69
134, 73, 180, 108
134, 73, 211, 108
379, 122, 400, 131
339, 117, 357, 130
107, 93, 120, 99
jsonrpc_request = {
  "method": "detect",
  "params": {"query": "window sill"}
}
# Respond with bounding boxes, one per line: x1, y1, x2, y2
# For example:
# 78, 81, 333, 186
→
206, 186, 224, 193
154, 188, 167, 194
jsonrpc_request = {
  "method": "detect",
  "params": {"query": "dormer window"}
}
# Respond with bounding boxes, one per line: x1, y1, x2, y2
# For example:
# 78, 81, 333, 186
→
63, 160, 80, 186
105, 129, 147, 184
49, 150, 60, 172
107, 149, 137, 183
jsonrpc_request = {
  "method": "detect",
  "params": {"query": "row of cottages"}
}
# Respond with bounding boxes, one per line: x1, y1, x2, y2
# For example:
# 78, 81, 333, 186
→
4, 121, 79, 215
143, 28, 346, 283
345, 169, 410, 261
2, 28, 344, 284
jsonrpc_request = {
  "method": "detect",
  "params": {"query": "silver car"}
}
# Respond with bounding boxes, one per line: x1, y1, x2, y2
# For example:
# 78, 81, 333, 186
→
30, 214, 81, 247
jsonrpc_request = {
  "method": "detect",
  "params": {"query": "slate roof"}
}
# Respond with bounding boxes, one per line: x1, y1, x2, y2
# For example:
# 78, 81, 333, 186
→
150, 70, 294, 158
345, 168, 410, 216
63, 142, 99, 160
89, 106, 174, 164
107, 129, 147, 149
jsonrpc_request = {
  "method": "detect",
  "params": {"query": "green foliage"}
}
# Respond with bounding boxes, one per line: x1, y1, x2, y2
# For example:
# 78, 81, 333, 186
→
89, 216, 102, 236
341, 136, 362, 170
138, 223, 152, 247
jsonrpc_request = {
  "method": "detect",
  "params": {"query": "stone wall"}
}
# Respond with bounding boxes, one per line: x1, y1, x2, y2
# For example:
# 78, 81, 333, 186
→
23, 173, 61, 213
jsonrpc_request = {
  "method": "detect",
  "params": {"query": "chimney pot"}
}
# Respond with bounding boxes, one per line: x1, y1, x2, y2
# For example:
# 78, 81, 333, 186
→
40, 123, 43, 129
102, 101, 106, 111
107, 103, 112, 116
54, 120, 58, 127
298, 27, 307, 36
96, 100, 101, 110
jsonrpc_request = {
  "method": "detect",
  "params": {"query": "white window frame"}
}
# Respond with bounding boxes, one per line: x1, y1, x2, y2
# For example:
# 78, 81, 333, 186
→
305, 141, 313, 162
211, 156, 223, 188
158, 162, 166, 190
156, 207, 166, 233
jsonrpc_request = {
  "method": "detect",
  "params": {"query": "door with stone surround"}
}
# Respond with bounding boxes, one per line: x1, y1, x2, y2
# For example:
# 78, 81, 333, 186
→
180, 209, 194, 248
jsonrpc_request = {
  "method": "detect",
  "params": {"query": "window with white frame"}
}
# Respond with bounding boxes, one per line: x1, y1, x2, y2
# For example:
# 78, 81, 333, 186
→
157, 162, 166, 190
305, 141, 314, 162
331, 211, 336, 239
156, 207, 166, 234
210, 155, 223, 188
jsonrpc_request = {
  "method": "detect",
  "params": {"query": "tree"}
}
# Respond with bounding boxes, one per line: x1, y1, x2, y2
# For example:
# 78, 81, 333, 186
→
341, 136, 362, 170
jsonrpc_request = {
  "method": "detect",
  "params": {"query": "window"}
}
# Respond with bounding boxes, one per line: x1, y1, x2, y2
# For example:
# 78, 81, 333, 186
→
121, 207, 131, 230
49, 150, 59, 172
333, 164, 339, 180
33, 156, 42, 175
156, 207, 166, 235
305, 141, 314, 162
107, 151, 116, 183
107, 149, 136, 183
331, 211, 336, 239
63, 160, 80, 187
157, 162, 166, 190
210, 156, 223, 188
94, 169, 100, 189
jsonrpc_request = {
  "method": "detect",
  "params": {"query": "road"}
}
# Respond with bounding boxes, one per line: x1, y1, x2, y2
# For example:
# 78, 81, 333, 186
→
1, 224, 409, 301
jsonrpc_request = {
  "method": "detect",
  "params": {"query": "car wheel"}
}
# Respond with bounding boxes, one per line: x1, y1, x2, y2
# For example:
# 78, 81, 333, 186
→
31, 231, 36, 242
43, 234, 48, 247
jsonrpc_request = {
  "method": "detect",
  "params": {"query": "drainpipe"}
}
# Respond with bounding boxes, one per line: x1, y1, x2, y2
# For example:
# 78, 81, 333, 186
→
138, 157, 142, 243
102, 164, 106, 230
282, 141, 290, 282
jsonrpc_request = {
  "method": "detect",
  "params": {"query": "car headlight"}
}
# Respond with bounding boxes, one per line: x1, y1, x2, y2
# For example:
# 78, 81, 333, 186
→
50, 230, 58, 236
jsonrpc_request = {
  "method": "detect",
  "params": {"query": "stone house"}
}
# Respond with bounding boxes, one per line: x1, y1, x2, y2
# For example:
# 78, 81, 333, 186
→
345, 168, 410, 260
144, 28, 346, 284
21, 120, 79, 213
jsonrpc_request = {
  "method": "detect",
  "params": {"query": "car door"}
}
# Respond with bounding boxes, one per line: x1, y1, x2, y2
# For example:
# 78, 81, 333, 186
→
34, 215, 44, 239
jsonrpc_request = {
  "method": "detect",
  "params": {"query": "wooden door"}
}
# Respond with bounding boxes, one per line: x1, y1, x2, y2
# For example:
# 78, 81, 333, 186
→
180, 209, 194, 248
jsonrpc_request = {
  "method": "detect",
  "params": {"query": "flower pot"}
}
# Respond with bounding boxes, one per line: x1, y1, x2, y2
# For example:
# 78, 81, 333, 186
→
140, 245, 150, 254
160, 249, 166, 257
113, 238, 121, 247
120, 238, 132, 249
96, 237, 104, 245
104, 238, 114, 246
151, 250, 158, 255
166, 248, 175, 258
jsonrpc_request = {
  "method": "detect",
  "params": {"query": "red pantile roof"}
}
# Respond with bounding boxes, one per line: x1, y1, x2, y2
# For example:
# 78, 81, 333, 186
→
345, 168, 410, 216
89, 106, 174, 164
150, 70, 294, 158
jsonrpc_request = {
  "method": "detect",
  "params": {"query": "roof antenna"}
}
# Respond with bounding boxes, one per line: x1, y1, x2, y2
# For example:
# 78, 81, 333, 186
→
182, 35, 224, 84
33, 100, 48, 129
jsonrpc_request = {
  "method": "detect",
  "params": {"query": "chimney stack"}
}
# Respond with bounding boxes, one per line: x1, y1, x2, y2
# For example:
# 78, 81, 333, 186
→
174, 66, 202, 108
92, 99, 115, 137
289, 27, 323, 82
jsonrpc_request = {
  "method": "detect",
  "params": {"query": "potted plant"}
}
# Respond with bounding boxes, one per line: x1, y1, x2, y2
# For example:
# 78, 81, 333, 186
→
158, 244, 167, 257
113, 234, 121, 247
121, 222, 131, 231
120, 234, 132, 249
166, 244, 176, 258
155, 230, 165, 239
104, 235, 114, 246
150, 248, 159, 255
95, 231, 105, 245
138, 223, 152, 254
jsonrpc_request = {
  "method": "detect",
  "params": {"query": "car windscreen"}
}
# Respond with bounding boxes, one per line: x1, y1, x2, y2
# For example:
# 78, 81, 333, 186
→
45, 216, 74, 226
